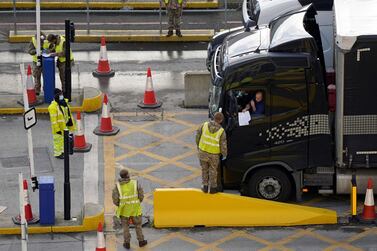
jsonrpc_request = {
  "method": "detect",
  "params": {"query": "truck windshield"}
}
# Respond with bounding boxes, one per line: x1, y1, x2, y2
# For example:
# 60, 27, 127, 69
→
209, 85, 222, 115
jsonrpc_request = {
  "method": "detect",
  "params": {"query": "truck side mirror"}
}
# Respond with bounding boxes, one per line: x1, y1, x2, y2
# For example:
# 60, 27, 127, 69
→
245, 19, 256, 32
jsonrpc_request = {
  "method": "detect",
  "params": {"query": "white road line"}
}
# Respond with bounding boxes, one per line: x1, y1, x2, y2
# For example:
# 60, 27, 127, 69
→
83, 114, 99, 204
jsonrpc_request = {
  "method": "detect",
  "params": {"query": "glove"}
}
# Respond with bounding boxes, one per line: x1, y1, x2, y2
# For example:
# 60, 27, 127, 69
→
56, 131, 62, 135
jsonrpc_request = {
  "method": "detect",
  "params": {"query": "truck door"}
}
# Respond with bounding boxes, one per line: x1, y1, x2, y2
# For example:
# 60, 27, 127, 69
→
269, 63, 309, 171
224, 61, 274, 160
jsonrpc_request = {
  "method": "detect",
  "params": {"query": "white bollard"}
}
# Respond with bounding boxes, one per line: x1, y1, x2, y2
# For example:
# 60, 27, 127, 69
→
19, 173, 28, 251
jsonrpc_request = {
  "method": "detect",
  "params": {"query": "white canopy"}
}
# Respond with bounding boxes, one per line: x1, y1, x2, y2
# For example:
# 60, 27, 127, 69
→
334, 0, 377, 50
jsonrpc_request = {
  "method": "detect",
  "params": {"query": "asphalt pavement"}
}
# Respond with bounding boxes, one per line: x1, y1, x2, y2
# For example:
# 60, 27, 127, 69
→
0, 37, 377, 250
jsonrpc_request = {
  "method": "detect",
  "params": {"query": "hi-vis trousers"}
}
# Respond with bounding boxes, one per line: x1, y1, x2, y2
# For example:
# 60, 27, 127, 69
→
53, 134, 64, 156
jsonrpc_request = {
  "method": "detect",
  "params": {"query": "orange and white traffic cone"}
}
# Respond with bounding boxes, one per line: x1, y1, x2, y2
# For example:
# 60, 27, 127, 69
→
26, 65, 38, 106
95, 222, 106, 251
93, 94, 119, 136
93, 36, 115, 78
138, 67, 162, 109
12, 179, 39, 224
359, 178, 376, 223
73, 111, 92, 152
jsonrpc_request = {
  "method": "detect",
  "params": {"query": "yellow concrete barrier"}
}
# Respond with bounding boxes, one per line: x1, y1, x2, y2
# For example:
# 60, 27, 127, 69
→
154, 188, 337, 228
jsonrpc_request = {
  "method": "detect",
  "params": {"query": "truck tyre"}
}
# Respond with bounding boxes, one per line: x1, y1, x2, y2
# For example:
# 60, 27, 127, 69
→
247, 167, 292, 202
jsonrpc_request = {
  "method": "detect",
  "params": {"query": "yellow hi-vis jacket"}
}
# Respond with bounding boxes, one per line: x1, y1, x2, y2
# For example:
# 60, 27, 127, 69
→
55, 36, 74, 63
164, 0, 183, 4
198, 122, 224, 154
116, 180, 142, 217
48, 99, 76, 134
31, 37, 50, 63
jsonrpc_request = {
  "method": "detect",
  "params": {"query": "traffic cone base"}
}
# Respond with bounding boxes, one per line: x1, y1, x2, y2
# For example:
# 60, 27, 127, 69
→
12, 214, 40, 225
73, 142, 92, 152
138, 100, 162, 109
93, 125, 120, 136
93, 68, 115, 78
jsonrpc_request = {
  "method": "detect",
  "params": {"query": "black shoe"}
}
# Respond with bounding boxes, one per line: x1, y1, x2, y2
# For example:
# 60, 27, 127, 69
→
123, 243, 130, 249
202, 185, 208, 193
209, 187, 217, 194
166, 31, 173, 37
139, 240, 148, 247
176, 30, 182, 37
55, 154, 64, 159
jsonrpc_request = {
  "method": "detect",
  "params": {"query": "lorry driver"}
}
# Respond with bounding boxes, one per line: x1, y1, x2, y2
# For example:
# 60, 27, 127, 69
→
242, 91, 265, 116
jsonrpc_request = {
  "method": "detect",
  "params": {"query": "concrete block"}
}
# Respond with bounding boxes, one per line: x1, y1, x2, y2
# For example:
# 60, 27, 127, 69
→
184, 71, 211, 108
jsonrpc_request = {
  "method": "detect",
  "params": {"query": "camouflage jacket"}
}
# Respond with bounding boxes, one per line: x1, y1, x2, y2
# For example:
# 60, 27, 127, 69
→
112, 177, 144, 207
196, 121, 227, 157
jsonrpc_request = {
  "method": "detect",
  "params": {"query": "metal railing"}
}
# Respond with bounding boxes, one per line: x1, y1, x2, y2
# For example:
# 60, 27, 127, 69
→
4, 0, 237, 35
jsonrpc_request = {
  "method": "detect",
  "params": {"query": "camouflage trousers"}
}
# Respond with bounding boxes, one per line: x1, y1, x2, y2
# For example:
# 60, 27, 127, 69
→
167, 7, 182, 31
121, 216, 145, 243
199, 150, 220, 188
32, 62, 42, 93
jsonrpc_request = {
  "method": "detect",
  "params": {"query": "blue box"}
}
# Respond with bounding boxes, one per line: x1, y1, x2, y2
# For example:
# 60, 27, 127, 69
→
39, 176, 55, 225
42, 56, 56, 104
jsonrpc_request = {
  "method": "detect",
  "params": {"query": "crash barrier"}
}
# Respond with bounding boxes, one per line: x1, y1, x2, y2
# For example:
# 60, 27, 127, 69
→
0, 203, 104, 234
184, 71, 211, 108
9, 30, 215, 43
154, 188, 338, 227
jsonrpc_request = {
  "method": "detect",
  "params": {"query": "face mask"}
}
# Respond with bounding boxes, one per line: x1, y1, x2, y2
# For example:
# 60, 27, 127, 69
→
59, 95, 64, 101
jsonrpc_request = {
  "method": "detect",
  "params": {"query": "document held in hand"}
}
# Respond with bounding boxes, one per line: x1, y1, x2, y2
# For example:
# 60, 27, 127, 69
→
238, 111, 251, 126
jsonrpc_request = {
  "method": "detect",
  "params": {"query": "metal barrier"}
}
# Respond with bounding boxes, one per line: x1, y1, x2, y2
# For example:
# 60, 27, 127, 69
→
4, 0, 236, 35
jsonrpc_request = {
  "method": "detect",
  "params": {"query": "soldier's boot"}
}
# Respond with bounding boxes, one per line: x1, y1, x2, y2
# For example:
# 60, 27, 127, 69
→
176, 29, 183, 37
123, 243, 130, 249
202, 185, 208, 193
209, 187, 218, 194
166, 30, 174, 37
139, 240, 148, 247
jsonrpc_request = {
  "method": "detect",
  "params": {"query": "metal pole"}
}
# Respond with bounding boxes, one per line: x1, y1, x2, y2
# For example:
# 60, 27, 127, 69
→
350, 174, 358, 223
224, 0, 228, 29
159, 0, 162, 35
86, 0, 90, 34
335, 49, 344, 167
36, 0, 41, 62
19, 173, 28, 251
64, 19, 72, 102
12, 0, 17, 34
63, 129, 71, 220
20, 64, 37, 190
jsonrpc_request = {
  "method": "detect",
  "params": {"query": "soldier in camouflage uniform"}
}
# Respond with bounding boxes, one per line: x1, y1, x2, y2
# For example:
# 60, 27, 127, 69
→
27, 32, 49, 95
196, 112, 227, 194
163, 0, 186, 37
112, 169, 147, 249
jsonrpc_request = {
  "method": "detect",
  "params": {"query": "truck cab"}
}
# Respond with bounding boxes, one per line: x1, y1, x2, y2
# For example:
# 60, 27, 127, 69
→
206, 0, 334, 75
211, 5, 333, 201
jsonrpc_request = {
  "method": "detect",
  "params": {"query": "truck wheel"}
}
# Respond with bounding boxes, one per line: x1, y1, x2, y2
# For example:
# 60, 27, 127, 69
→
247, 167, 292, 202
